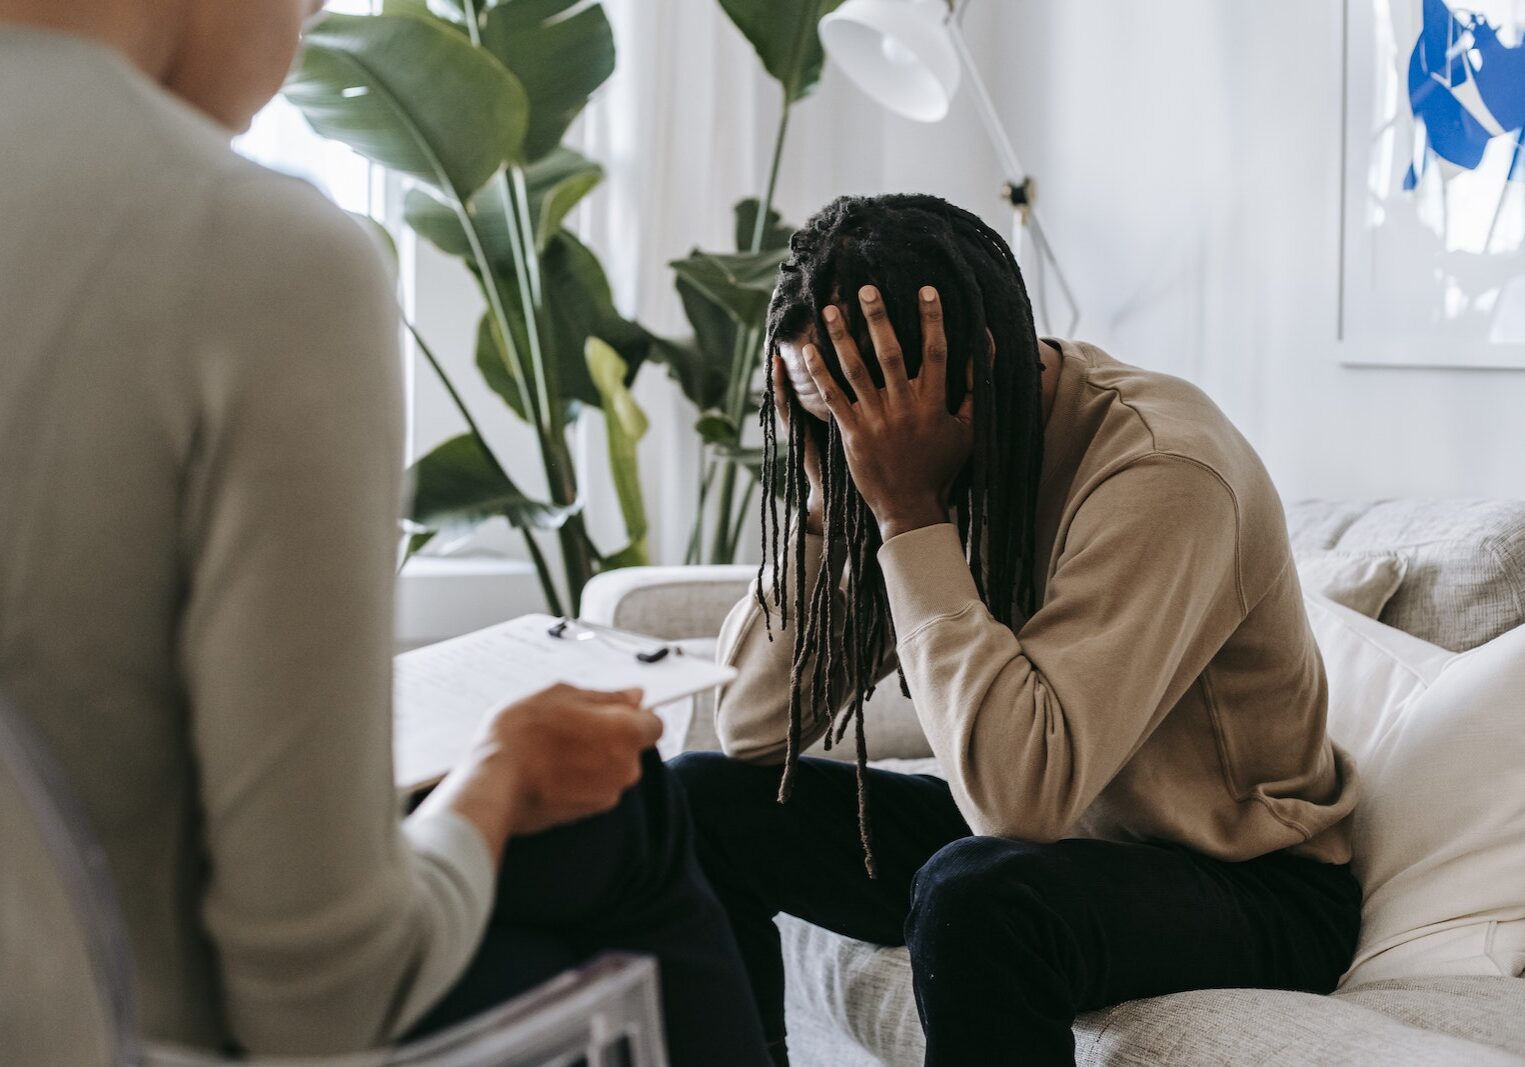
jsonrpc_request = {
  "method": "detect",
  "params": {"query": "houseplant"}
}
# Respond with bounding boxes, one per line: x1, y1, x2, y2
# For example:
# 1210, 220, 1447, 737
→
285, 0, 651, 615
665, 0, 845, 564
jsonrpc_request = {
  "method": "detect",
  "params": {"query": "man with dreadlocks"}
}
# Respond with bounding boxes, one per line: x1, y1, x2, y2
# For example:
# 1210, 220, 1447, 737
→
670, 193, 1360, 1067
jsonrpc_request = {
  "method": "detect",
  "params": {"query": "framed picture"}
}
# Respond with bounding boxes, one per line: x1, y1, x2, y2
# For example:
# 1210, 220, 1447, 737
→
1340, 0, 1525, 368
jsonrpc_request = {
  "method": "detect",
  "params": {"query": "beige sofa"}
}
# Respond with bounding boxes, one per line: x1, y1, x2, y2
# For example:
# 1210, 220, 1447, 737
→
582, 499, 1525, 1066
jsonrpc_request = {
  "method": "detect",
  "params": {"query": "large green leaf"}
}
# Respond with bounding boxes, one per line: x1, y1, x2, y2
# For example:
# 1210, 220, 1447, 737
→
696, 409, 739, 447
379, 0, 465, 28
481, 0, 616, 161
384, 0, 469, 24
645, 332, 730, 414
474, 312, 528, 420
669, 247, 788, 325
522, 148, 605, 250
406, 189, 647, 412
734, 197, 793, 253
585, 338, 650, 569
286, 12, 528, 198
409, 432, 579, 533
718, 0, 846, 103
404, 147, 603, 259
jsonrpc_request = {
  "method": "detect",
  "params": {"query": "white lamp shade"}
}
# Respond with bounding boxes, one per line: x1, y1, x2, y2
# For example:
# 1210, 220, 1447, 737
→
820, 0, 961, 123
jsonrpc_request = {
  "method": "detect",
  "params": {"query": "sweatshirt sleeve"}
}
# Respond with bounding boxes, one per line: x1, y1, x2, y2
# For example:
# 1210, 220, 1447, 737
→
714, 526, 898, 763
877, 454, 1246, 841
176, 172, 493, 1054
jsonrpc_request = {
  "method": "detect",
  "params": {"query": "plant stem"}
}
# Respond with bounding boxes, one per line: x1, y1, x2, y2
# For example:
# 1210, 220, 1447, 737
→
520, 527, 565, 618
728, 473, 758, 561
709, 459, 739, 562
708, 98, 793, 563
749, 101, 792, 251
455, 8, 592, 608
408, 320, 568, 613
687, 455, 715, 565
407, 320, 489, 447
498, 166, 593, 608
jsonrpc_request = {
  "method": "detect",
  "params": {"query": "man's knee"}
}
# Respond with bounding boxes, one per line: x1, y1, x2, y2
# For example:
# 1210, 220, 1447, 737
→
906, 837, 1063, 954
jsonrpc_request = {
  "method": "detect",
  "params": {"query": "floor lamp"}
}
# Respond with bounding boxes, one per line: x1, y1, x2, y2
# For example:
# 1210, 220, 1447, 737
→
820, 0, 1081, 335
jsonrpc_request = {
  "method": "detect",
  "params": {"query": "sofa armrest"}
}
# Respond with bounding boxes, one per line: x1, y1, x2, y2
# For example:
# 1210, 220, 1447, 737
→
580, 565, 753, 641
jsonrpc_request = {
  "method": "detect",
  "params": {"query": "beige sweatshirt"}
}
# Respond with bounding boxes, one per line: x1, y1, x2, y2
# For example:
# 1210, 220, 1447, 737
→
0, 30, 492, 1055
717, 340, 1357, 864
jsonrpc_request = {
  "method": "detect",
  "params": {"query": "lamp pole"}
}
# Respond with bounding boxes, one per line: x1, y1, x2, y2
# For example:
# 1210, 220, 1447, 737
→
943, 0, 1079, 334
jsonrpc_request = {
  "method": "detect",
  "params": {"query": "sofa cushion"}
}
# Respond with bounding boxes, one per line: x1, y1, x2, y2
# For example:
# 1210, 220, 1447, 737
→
1305, 603, 1525, 988
1295, 551, 1408, 618
778, 915, 1525, 1066
1338, 977, 1525, 1059
1287, 499, 1525, 651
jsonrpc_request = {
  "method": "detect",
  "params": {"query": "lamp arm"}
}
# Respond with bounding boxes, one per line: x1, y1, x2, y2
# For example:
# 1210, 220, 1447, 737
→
943, 15, 1080, 334
944, 19, 1029, 189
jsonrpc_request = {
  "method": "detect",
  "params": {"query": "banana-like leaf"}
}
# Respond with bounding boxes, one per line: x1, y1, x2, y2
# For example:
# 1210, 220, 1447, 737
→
348, 212, 399, 273
379, 0, 465, 29
718, 0, 846, 103
734, 197, 793, 253
696, 409, 739, 446
474, 313, 528, 419
669, 247, 788, 326
645, 332, 730, 415
401, 528, 438, 565
409, 432, 580, 533
585, 338, 650, 570
407, 185, 646, 410
285, 12, 528, 198
482, 0, 616, 161
405, 147, 603, 258
530, 148, 605, 251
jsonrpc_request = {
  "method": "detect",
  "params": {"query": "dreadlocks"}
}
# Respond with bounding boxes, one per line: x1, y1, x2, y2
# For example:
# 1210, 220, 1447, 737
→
754, 193, 1047, 876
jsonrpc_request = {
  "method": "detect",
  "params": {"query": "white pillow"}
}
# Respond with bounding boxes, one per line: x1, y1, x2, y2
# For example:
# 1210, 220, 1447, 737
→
1296, 551, 1408, 619
1305, 595, 1525, 987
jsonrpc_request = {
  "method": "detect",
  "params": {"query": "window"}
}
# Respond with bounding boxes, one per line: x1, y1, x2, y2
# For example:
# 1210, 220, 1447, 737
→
234, 1, 376, 215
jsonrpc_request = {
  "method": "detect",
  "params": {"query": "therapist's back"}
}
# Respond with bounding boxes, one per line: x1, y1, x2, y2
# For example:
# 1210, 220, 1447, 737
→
0, 1, 500, 1054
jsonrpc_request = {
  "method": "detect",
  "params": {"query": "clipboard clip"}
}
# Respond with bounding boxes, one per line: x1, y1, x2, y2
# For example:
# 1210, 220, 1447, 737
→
547, 617, 679, 664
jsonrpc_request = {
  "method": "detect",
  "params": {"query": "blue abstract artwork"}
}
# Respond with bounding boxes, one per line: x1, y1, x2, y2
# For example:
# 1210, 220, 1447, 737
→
1404, 0, 1525, 190
1341, 0, 1525, 367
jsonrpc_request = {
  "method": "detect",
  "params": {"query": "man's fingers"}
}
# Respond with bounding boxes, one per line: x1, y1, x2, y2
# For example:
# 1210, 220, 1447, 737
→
858, 286, 911, 404
918, 286, 949, 409
801, 341, 857, 427
822, 305, 879, 413
771, 353, 792, 428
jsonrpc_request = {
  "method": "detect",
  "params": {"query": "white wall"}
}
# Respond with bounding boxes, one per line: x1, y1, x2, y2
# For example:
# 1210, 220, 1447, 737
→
403, 0, 1525, 639
603, 0, 1525, 539
962, 1, 1525, 502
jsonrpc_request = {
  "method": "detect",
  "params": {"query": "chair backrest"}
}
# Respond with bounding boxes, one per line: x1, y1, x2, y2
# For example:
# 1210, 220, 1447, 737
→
0, 689, 144, 1067
0, 688, 667, 1067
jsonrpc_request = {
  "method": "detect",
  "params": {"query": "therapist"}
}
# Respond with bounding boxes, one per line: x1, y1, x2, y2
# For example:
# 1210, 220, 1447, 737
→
0, 1, 767, 1063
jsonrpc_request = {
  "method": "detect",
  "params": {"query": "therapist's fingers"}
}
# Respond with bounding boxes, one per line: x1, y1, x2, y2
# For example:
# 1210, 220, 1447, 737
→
541, 683, 643, 707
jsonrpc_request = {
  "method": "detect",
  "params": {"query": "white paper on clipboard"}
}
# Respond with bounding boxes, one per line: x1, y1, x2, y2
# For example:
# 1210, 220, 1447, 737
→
393, 613, 735, 792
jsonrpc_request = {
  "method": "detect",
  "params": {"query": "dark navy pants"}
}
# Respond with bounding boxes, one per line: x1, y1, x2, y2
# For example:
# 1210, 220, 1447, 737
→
670, 752, 1361, 1067
410, 749, 771, 1067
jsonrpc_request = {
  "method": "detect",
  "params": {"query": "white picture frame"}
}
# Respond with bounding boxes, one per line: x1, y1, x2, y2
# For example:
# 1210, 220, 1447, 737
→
1339, 0, 1525, 369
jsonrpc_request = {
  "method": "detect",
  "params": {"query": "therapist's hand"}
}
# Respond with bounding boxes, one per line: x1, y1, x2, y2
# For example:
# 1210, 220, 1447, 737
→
417, 684, 661, 862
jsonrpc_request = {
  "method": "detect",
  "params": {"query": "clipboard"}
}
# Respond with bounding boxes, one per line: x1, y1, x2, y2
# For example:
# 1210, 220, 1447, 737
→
393, 613, 735, 792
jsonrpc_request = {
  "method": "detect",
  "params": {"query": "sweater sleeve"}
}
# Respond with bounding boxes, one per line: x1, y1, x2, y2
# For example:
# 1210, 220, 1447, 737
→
877, 454, 1246, 841
714, 527, 898, 763
176, 173, 493, 1054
